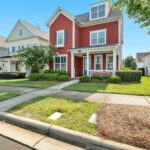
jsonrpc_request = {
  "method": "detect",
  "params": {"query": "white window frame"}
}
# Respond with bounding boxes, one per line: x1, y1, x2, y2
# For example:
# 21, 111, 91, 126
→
106, 54, 113, 70
90, 3, 106, 21
56, 30, 65, 47
90, 29, 106, 46
94, 55, 103, 70
53, 54, 68, 71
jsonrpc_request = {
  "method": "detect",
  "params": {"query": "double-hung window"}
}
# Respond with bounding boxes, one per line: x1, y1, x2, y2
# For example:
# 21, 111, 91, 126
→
91, 4, 105, 20
56, 30, 65, 47
12, 46, 16, 53
95, 55, 102, 70
90, 29, 106, 46
106, 54, 113, 70
54, 55, 67, 71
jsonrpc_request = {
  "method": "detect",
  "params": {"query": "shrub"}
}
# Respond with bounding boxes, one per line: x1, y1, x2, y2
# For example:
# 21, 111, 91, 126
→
116, 70, 142, 82
80, 76, 90, 82
58, 75, 70, 81
44, 73, 59, 81
29, 73, 44, 81
0, 72, 25, 79
91, 75, 111, 82
44, 70, 68, 75
18, 73, 26, 78
108, 76, 121, 84
120, 67, 131, 70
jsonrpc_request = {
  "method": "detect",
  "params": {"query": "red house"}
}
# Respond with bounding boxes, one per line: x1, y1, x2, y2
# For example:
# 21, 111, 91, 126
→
46, 1, 123, 78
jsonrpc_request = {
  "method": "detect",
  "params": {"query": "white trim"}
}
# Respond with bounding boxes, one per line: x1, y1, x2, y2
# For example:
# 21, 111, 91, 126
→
72, 20, 75, 48
90, 29, 106, 46
71, 51, 75, 78
94, 55, 103, 70
56, 30, 65, 48
90, 2, 106, 21
53, 54, 68, 72
106, 54, 113, 71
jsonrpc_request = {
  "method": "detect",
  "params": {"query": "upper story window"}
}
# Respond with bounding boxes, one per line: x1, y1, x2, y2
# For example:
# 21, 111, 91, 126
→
90, 29, 106, 46
19, 29, 23, 36
90, 4, 106, 20
12, 46, 16, 53
56, 30, 65, 47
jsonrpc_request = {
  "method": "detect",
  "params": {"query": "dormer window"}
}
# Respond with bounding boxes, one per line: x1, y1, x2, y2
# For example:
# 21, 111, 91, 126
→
90, 3, 106, 20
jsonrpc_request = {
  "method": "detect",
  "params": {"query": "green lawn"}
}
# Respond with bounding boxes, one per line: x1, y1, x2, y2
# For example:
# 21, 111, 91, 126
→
0, 91, 20, 102
0, 79, 62, 89
9, 97, 100, 134
64, 77, 150, 96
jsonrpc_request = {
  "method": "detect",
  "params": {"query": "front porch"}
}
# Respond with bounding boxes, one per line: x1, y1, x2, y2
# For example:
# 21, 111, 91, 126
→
70, 45, 120, 78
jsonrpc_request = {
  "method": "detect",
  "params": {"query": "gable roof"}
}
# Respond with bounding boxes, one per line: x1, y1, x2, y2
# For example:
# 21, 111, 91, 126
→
75, 8, 122, 25
46, 7, 75, 27
136, 52, 150, 62
46, 6, 122, 27
0, 36, 7, 48
7, 20, 48, 42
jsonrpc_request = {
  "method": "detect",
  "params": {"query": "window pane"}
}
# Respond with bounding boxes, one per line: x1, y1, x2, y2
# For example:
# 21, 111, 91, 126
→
57, 31, 64, 45
107, 56, 113, 63
98, 5, 105, 17
96, 64, 101, 70
91, 32, 97, 45
99, 5, 105, 11
107, 64, 113, 70
55, 57, 60, 63
55, 64, 60, 70
99, 11, 105, 18
61, 64, 66, 71
91, 13, 97, 19
61, 57, 66, 63
98, 38, 105, 44
91, 7, 97, 13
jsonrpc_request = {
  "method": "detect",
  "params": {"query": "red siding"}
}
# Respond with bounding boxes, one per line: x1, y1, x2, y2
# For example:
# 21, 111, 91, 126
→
50, 14, 73, 75
76, 21, 118, 47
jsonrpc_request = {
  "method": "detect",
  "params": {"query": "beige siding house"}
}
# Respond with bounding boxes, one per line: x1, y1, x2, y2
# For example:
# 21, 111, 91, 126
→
0, 19, 48, 72
136, 52, 150, 76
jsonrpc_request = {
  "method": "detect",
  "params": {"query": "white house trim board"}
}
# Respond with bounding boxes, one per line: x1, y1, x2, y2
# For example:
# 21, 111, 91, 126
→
46, 7, 75, 27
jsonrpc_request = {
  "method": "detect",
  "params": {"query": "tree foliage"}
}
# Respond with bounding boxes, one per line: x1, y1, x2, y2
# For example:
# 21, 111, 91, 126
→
15, 45, 55, 73
110, 0, 150, 27
125, 56, 137, 70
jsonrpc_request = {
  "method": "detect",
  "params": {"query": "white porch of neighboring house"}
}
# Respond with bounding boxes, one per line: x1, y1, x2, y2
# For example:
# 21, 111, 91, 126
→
70, 45, 120, 78
0, 57, 26, 73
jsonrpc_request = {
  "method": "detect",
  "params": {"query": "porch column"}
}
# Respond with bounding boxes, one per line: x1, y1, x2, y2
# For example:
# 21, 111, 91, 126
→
71, 51, 75, 78
113, 49, 116, 75
87, 51, 90, 76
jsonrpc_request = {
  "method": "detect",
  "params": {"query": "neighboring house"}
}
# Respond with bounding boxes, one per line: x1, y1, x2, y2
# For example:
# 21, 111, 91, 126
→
0, 19, 48, 72
136, 52, 150, 76
46, 1, 123, 78
0, 36, 7, 72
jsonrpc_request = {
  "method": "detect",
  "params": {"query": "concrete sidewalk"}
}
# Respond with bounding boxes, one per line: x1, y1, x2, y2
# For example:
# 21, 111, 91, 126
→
0, 121, 84, 150
0, 88, 149, 112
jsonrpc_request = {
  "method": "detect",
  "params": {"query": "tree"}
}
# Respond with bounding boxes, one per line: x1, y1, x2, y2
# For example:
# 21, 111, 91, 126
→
124, 56, 137, 70
110, 0, 150, 27
15, 45, 55, 73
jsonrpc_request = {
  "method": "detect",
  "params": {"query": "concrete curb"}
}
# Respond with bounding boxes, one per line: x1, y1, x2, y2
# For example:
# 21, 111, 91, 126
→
0, 112, 144, 150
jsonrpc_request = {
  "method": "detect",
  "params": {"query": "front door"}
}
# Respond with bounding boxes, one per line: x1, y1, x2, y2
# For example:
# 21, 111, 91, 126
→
83, 56, 91, 75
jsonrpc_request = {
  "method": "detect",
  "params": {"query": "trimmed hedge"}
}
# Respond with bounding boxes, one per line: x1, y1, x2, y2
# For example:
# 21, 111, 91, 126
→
44, 70, 68, 75
29, 73, 44, 81
120, 67, 131, 70
108, 76, 121, 84
116, 70, 142, 82
58, 75, 70, 81
0, 72, 26, 79
91, 75, 111, 82
80, 76, 90, 82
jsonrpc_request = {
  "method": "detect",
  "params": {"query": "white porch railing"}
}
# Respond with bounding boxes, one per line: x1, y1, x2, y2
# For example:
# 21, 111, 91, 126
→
89, 70, 113, 77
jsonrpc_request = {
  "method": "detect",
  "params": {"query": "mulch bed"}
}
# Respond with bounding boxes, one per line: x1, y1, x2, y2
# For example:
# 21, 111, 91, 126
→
95, 104, 150, 149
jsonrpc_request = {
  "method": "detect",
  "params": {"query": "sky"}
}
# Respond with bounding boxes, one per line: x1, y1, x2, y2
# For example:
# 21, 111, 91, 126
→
0, 0, 150, 58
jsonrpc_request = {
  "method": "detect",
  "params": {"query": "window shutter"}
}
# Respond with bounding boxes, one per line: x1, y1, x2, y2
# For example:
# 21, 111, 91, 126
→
65, 30, 68, 45
54, 31, 57, 45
